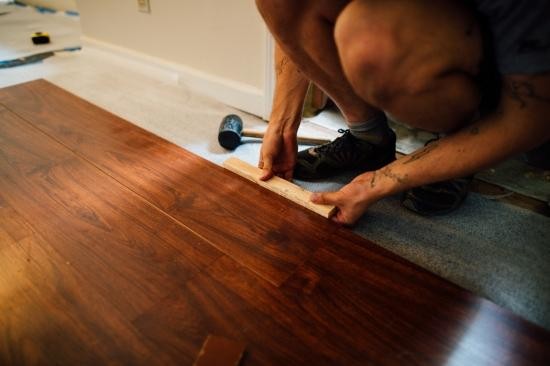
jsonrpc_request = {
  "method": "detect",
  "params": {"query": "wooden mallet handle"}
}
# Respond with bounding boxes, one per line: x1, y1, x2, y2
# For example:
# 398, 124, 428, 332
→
242, 129, 331, 146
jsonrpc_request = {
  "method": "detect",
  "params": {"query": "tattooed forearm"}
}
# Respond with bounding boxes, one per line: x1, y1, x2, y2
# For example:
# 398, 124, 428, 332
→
370, 171, 377, 188
402, 142, 439, 165
380, 167, 408, 185
507, 79, 550, 109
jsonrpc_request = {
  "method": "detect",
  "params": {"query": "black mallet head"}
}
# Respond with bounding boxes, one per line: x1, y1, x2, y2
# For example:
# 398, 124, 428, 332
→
218, 114, 243, 150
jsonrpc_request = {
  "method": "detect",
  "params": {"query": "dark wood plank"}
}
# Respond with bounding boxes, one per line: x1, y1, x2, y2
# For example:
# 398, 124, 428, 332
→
470, 179, 550, 217
1, 80, 549, 365
0, 195, 31, 250
133, 256, 328, 366
0, 104, 221, 306
136, 252, 550, 365
0, 205, 170, 365
0, 101, 222, 364
284, 246, 550, 365
0, 80, 339, 286
193, 335, 246, 366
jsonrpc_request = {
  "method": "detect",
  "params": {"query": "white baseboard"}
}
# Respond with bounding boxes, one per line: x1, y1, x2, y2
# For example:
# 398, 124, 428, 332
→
81, 36, 266, 117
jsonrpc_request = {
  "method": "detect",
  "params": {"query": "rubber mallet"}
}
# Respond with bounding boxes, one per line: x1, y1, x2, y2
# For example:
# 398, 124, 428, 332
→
218, 114, 331, 150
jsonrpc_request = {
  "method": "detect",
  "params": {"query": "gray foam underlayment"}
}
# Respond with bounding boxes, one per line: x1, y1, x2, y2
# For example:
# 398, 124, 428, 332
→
1, 3, 549, 331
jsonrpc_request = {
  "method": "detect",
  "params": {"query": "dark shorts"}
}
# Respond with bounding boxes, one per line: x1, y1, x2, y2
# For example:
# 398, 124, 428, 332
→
475, 0, 550, 75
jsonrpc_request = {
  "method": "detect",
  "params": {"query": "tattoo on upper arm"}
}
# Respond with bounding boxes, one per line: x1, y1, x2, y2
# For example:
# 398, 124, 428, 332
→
402, 142, 439, 165
507, 79, 550, 109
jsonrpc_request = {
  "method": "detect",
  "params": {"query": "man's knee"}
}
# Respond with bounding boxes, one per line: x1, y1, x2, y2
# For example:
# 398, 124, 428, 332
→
334, 0, 482, 107
334, 1, 410, 109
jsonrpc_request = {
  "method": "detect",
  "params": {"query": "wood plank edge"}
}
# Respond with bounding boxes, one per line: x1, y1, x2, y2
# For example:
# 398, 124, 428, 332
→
223, 157, 336, 219
193, 335, 246, 366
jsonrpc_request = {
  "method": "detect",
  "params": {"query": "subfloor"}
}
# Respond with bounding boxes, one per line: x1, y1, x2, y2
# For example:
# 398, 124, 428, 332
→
1, 2, 549, 331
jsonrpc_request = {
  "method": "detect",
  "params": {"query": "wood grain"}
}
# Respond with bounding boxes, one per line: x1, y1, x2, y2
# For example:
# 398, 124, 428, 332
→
0, 190, 174, 365
1, 80, 549, 365
132, 256, 323, 366
0, 101, 220, 364
223, 157, 336, 218
193, 335, 246, 366
0, 80, 339, 286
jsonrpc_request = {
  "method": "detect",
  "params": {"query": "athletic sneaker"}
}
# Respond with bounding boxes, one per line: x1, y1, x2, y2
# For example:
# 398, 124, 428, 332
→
400, 176, 473, 216
294, 128, 396, 180
400, 138, 473, 216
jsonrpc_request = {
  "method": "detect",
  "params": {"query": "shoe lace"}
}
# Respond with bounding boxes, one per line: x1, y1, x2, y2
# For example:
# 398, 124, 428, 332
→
315, 129, 353, 155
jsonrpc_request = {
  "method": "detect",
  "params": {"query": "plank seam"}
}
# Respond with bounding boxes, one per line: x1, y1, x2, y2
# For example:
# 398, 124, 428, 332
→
1, 102, 292, 287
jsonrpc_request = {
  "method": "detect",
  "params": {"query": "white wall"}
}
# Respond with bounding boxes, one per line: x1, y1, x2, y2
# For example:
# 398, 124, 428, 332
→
75, 0, 271, 117
19, 0, 77, 11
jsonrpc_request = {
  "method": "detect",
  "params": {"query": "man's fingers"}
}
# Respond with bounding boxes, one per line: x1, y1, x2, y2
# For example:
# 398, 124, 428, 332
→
260, 169, 274, 181
330, 209, 344, 224
332, 210, 352, 226
311, 192, 353, 225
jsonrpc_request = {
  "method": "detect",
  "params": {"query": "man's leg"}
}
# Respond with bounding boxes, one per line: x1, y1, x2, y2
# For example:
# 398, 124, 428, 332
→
256, 0, 397, 180
332, 0, 484, 215
257, 0, 482, 132
255, 0, 379, 123
256, 0, 484, 181
334, 0, 483, 132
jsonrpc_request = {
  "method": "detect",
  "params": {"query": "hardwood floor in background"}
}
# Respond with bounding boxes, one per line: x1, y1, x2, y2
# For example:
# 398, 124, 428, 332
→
0, 80, 548, 365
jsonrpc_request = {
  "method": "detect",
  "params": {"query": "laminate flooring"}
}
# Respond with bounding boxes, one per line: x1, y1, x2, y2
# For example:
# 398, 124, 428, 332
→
0, 80, 548, 365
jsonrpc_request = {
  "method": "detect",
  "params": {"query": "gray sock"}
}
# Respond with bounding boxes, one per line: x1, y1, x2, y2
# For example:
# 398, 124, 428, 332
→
348, 112, 390, 145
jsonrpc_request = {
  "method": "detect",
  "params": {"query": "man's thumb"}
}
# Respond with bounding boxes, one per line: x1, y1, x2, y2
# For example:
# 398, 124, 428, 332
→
311, 191, 338, 205
259, 157, 274, 181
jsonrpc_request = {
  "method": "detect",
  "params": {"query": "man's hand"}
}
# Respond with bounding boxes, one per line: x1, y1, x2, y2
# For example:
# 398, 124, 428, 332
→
312, 72, 550, 226
259, 123, 298, 181
311, 171, 381, 225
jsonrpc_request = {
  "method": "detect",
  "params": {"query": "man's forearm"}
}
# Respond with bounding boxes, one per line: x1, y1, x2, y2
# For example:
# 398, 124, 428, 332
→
368, 117, 518, 198
270, 42, 310, 134
369, 73, 550, 199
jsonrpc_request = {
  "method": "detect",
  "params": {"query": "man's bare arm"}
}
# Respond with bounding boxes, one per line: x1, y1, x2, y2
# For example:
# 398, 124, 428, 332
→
270, 42, 310, 131
312, 72, 550, 224
259, 43, 310, 180
378, 72, 550, 192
